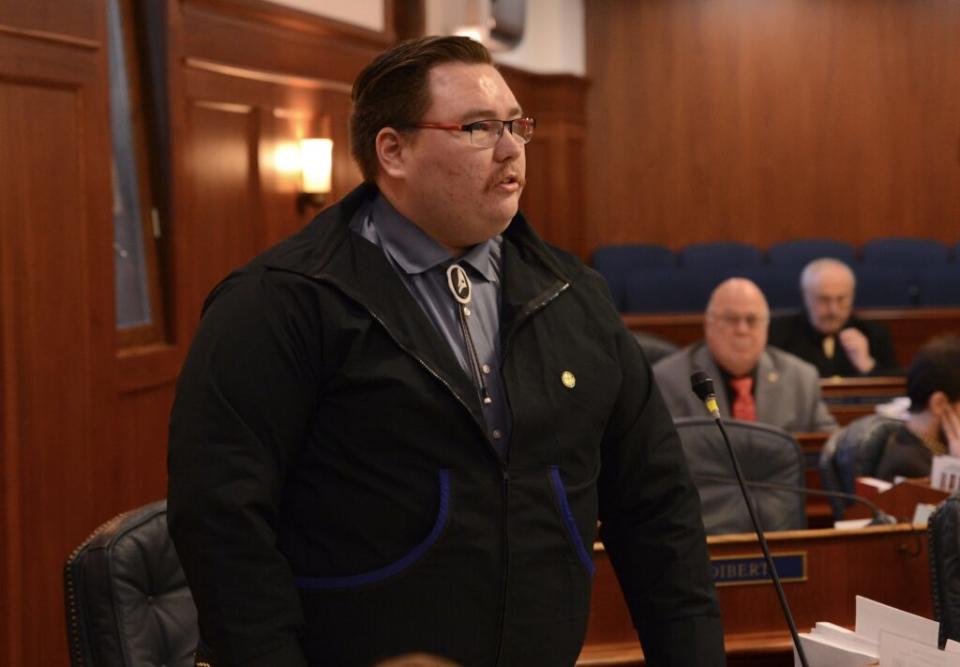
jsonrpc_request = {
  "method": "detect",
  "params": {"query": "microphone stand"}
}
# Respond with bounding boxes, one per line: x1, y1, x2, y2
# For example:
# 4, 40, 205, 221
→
689, 371, 809, 667
712, 417, 810, 667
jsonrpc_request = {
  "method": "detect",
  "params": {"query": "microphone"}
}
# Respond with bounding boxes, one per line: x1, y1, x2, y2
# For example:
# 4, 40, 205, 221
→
692, 474, 898, 526
690, 370, 719, 417
689, 372, 810, 667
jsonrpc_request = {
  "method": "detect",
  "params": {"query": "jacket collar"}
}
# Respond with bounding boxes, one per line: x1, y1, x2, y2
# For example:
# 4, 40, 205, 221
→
259, 182, 577, 423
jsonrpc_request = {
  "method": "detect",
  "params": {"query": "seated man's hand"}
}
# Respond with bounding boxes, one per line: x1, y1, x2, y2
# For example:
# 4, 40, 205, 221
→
838, 327, 876, 374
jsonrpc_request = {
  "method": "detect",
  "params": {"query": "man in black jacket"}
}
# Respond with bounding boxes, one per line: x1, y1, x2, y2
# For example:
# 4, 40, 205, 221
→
769, 258, 900, 377
168, 36, 723, 667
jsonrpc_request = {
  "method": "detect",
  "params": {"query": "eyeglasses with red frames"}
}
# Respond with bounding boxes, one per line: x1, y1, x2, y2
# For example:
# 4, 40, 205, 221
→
410, 117, 536, 148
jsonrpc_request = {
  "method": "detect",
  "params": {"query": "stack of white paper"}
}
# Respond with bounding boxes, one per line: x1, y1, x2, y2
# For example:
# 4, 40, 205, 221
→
931, 455, 960, 492
793, 596, 960, 666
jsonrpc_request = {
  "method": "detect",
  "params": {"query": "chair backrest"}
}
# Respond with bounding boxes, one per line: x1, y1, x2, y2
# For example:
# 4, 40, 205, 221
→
853, 266, 920, 307
623, 266, 731, 313
928, 492, 960, 647
766, 239, 856, 269
631, 330, 679, 365
674, 417, 807, 534
735, 266, 803, 310
678, 241, 762, 270
918, 265, 960, 307
818, 414, 903, 518
860, 237, 951, 267
592, 244, 675, 310
64, 499, 198, 667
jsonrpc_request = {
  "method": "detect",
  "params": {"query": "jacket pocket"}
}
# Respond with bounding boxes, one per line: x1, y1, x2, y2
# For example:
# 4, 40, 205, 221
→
547, 466, 595, 577
294, 469, 451, 590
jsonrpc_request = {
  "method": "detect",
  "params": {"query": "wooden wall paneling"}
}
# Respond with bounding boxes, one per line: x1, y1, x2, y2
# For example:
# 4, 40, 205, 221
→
0, 12, 114, 665
585, 0, 960, 254
502, 67, 589, 258
182, 97, 262, 322
114, 385, 177, 504
181, 0, 385, 89
0, 0, 101, 47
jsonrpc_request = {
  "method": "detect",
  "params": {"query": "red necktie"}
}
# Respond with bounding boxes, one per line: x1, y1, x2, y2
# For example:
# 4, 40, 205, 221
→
729, 376, 756, 421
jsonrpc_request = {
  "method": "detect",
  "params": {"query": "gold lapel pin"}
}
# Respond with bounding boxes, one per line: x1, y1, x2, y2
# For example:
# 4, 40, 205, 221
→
561, 371, 576, 389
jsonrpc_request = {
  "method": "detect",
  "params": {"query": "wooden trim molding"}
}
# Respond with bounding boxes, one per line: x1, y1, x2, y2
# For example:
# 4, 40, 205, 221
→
185, 56, 353, 93
183, 0, 395, 48
0, 23, 100, 51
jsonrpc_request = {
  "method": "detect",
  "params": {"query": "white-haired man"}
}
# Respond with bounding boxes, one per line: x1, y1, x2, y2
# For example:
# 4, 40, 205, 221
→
769, 258, 900, 377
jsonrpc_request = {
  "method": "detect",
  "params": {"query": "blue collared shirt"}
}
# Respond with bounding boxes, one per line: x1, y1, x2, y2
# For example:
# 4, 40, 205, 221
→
352, 194, 512, 455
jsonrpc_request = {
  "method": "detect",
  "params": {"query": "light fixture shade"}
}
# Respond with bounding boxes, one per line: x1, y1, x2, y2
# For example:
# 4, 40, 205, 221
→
300, 138, 333, 194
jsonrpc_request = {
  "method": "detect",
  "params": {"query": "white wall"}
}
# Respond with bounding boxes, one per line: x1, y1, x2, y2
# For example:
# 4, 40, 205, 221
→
267, 0, 384, 32
425, 0, 585, 76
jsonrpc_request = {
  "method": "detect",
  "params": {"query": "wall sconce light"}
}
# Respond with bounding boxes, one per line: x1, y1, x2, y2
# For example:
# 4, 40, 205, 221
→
297, 137, 333, 214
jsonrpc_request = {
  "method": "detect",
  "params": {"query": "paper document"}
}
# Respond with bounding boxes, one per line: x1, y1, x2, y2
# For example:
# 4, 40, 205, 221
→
795, 634, 876, 667
879, 630, 960, 665
855, 596, 939, 647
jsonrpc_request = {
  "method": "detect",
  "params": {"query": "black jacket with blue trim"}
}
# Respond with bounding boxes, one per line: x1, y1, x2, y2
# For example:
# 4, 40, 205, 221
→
167, 183, 723, 666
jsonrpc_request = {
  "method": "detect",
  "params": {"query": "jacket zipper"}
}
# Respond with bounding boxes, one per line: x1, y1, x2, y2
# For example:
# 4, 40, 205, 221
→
493, 280, 569, 665
325, 275, 570, 665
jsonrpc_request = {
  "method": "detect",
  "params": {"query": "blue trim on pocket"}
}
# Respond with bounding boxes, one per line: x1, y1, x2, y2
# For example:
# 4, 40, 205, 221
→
294, 469, 451, 590
548, 466, 595, 577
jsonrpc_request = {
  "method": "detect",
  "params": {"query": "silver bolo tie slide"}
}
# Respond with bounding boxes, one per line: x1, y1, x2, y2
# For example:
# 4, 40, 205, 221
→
446, 263, 492, 405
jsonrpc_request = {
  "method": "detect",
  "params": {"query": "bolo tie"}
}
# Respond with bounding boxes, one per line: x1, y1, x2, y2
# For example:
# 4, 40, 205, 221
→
445, 263, 493, 406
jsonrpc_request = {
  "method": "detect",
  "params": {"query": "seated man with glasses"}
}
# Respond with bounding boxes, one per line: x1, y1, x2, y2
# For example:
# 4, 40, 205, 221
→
653, 277, 837, 432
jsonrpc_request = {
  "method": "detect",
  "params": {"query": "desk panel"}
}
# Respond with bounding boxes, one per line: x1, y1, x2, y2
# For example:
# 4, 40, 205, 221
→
580, 524, 931, 666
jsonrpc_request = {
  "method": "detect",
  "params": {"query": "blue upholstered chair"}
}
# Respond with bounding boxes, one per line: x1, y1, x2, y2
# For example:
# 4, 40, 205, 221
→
918, 265, 960, 306
853, 266, 920, 307
673, 417, 807, 535
860, 237, 951, 267
735, 266, 803, 310
677, 241, 762, 270
767, 239, 856, 269
592, 244, 675, 310
623, 267, 730, 313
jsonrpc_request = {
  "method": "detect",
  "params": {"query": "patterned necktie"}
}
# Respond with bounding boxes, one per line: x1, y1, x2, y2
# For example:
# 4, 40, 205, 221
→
729, 376, 756, 421
446, 263, 492, 405
822, 335, 836, 359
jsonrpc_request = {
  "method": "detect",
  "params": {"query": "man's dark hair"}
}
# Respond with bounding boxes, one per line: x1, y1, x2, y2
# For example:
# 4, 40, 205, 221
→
350, 35, 493, 182
907, 335, 960, 411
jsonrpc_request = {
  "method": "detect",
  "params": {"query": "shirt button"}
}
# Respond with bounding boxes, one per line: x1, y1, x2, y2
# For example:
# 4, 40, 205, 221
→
482, 364, 491, 374
492, 429, 503, 440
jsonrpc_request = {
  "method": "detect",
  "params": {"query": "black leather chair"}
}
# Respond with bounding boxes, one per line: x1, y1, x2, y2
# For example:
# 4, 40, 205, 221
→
631, 330, 679, 365
819, 414, 902, 519
929, 492, 960, 648
64, 499, 198, 667
674, 417, 807, 534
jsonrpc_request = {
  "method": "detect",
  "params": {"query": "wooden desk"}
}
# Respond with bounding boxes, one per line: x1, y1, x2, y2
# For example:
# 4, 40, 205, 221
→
623, 307, 960, 369
579, 524, 931, 666
845, 478, 950, 523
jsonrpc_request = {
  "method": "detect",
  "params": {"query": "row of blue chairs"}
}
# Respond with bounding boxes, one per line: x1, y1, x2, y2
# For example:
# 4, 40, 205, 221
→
594, 238, 960, 278
617, 263, 960, 313
591, 238, 960, 312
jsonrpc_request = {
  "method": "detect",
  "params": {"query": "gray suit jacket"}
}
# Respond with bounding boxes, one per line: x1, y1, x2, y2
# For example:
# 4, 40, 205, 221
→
652, 342, 837, 433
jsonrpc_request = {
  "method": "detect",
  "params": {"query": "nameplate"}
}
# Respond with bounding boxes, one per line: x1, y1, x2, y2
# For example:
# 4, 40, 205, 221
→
711, 552, 807, 587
